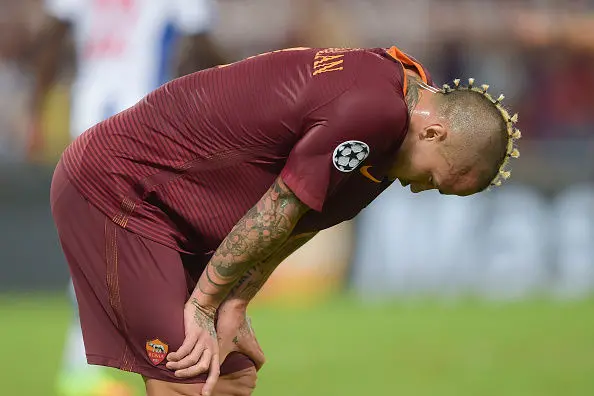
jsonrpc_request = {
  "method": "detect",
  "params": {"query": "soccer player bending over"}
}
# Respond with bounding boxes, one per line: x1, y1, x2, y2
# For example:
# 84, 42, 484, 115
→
50, 46, 520, 396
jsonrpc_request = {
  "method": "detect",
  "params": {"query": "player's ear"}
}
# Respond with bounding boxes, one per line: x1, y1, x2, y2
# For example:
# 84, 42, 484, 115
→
420, 124, 447, 142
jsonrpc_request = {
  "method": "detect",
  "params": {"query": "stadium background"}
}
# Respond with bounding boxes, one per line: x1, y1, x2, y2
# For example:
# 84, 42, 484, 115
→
1, 0, 593, 395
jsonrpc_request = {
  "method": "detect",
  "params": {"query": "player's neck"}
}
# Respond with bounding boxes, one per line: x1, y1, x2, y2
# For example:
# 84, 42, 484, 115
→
404, 70, 439, 117
389, 93, 437, 181
386, 132, 414, 181
404, 72, 423, 118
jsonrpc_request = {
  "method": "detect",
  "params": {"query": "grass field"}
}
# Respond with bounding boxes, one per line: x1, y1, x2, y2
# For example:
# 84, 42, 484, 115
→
2, 294, 594, 396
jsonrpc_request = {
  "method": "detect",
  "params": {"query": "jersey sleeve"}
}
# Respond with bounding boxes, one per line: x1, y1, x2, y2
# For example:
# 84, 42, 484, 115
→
44, 0, 81, 22
170, 0, 217, 35
280, 86, 408, 212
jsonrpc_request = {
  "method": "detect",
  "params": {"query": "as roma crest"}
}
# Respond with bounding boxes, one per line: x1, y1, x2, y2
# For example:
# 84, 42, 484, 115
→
146, 339, 169, 365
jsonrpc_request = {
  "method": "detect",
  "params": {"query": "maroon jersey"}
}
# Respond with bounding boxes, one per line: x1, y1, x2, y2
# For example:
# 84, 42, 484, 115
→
61, 46, 432, 259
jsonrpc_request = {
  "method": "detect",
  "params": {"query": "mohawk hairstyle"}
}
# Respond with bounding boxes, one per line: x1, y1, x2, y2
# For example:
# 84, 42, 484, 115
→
441, 78, 521, 189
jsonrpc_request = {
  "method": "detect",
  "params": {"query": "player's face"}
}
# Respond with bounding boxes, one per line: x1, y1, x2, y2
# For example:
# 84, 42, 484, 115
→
395, 144, 447, 194
393, 127, 483, 196
398, 154, 481, 196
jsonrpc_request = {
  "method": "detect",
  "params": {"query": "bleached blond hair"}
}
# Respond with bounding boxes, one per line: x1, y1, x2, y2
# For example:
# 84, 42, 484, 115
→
439, 78, 521, 190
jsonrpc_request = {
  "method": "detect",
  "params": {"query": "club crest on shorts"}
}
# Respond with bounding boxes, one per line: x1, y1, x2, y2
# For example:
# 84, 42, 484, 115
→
146, 339, 169, 365
332, 140, 370, 172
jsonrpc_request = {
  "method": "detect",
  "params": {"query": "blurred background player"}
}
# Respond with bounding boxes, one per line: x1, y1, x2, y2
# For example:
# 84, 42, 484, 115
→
30, 0, 226, 151
28, 0, 226, 395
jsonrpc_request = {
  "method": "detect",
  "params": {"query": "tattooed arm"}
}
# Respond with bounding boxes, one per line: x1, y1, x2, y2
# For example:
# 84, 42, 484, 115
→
214, 231, 317, 370
191, 176, 311, 309
224, 231, 318, 306
168, 176, 310, 382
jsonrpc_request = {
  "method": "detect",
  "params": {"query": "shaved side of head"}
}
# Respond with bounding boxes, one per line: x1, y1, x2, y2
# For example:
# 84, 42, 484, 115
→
435, 90, 509, 190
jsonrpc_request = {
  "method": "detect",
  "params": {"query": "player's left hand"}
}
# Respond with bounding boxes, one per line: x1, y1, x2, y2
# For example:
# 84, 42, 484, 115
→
216, 301, 265, 371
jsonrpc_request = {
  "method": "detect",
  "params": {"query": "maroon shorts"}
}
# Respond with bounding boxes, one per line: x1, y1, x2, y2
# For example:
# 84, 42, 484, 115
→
50, 160, 254, 383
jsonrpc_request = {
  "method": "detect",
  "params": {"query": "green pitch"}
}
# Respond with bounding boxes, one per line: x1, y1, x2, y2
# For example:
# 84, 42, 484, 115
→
2, 294, 594, 396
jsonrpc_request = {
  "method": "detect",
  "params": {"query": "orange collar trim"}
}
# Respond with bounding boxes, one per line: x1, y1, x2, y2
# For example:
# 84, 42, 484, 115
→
386, 46, 429, 95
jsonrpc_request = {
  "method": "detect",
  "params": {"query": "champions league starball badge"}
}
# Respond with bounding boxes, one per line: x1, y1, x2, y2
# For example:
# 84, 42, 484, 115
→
332, 140, 370, 172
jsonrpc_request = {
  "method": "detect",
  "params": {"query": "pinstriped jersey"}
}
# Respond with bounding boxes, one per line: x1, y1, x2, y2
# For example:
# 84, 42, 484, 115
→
61, 46, 432, 260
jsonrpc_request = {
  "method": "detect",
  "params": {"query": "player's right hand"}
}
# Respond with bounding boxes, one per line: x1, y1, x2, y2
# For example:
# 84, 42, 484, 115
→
166, 298, 220, 396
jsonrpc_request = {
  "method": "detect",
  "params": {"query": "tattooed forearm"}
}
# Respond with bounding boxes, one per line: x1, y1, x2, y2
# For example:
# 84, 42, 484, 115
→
405, 72, 423, 117
227, 232, 318, 302
216, 233, 316, 352
194, 177, 310, 307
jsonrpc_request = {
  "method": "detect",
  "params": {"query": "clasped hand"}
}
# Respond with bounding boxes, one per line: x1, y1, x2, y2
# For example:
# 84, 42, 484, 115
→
166, 299, 264, 396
